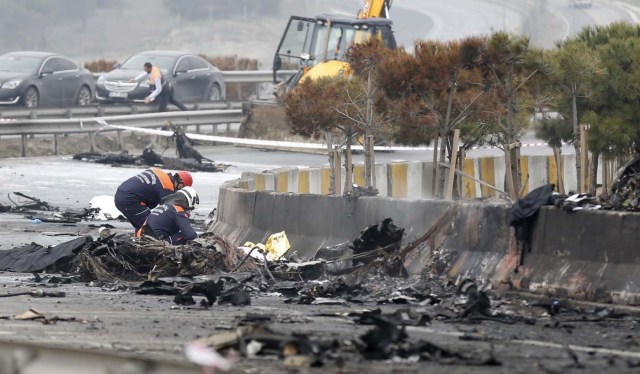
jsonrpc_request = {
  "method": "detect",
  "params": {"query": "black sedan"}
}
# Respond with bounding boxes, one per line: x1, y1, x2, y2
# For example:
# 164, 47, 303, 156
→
0, 51, 95, 107
96, 51, 226, 103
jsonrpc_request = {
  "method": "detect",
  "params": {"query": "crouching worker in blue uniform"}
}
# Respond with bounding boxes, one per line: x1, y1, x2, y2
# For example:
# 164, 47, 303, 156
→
136, 187, 199, 245
115, 168, 193, 231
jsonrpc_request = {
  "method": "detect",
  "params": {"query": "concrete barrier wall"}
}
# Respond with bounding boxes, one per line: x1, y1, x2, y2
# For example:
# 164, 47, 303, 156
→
239, 154, 583, 199
213, 183, 640, 305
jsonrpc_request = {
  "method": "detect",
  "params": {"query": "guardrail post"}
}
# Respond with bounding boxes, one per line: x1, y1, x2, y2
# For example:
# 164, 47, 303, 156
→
98, 107, 105, 117
21, 134, 27, 157
53, 134, 60, 155
224, 101, 232, 133
117, 131, 124, 150
196, 124, 201, 134
89, 133, 96, 153
65, 109, 72, 119
131, 105, 138, 115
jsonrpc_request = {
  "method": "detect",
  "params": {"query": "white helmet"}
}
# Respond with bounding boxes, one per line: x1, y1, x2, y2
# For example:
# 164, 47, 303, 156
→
178, 186, 199, 209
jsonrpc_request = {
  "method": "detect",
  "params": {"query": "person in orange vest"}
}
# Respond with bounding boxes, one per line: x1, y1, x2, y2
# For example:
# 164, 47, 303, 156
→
115, 168, 193, 230
131, 62, 187, 112
136, 187, 199, 245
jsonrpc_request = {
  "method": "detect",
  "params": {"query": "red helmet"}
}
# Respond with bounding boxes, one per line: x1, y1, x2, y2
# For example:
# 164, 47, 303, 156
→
175, 171, 193, 187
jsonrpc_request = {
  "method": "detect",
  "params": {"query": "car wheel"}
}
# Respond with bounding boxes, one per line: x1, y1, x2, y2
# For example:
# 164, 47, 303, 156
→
24, 87, 39, 108
209, 84, 222, 101
76, 85, 92, 106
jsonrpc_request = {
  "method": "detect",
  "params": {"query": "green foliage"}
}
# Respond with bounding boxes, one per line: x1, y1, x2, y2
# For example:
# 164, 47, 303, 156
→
534, 115, 573, 149
583, 111, 638, 158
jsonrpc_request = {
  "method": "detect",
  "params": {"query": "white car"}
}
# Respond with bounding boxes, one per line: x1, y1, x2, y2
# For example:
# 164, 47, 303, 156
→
569, 0, 592, 8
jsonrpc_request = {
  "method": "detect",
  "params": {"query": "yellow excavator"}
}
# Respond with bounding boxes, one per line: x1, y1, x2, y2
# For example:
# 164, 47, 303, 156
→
272, 0, 396, 101
240, 0, 396, 139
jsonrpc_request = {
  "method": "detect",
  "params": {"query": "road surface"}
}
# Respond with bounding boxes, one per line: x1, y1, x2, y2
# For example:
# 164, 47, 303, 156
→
1, 155, 640, 372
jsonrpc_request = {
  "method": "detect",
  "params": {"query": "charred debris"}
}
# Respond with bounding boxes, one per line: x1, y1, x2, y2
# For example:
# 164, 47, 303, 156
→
73, 122, 225, 173
0, 216, 633, 367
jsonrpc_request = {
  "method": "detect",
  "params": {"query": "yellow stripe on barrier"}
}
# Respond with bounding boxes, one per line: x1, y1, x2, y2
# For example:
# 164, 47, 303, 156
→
462, 158, 476, 199
353, 165, 365, 187
520, 156, 529, 196
298, 169, 310, 194
548, 155, 558, 188
321, 167, 331, 195
255, 174, 265, 191
391, 163, 408, 198
276, 171, 288, 193
479, 158, 496, 198
238, 180, 250, 190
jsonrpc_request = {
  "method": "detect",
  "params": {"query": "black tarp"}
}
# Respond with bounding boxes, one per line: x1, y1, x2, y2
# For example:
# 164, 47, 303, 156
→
509, 184, 554, 270
0, 236, 91, 273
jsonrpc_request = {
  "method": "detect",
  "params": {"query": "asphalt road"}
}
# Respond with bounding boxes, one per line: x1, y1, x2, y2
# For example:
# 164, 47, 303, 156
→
1, 156, 640, 372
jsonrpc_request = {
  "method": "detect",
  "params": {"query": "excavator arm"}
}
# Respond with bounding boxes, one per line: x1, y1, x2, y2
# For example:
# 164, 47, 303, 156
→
357, 0, 392, 19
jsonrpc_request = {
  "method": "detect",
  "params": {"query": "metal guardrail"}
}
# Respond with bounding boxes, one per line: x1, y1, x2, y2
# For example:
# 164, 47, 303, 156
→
0, 69, 295, 120
91, 69, 297, 83
0, 109, 242, 136
221, 69, 296, 83
0, 101, 243, 120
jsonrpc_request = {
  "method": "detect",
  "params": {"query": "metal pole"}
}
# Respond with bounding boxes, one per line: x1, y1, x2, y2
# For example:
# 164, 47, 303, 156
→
21, 134, 27, 157
117, 130, 124, 150
439, 162, 507, 197
53, 134, 59, 155
89, 133, 96, 153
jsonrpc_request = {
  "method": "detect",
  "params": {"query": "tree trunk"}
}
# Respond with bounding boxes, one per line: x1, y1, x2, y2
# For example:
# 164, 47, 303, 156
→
326, 132, 335, 195
505, 67, 520, 198
590, 152, 599, 195
437, 130, 448, 198
364, 68, 374, 188
344, 135, 353, 195
571, 92, 581, 192
553, 147, 565, 194
437, 84, 457, 199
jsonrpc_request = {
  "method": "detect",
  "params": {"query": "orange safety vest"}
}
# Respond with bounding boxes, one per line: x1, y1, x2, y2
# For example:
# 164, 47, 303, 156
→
148, 66, 163, 86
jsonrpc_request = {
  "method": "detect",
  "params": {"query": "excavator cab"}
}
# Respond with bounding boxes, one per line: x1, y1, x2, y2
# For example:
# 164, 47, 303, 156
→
273, 15, 396, 93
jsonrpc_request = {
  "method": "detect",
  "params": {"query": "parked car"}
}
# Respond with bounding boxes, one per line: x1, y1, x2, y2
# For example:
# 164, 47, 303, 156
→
96, 50, 225, 103
0, 51, 95, 107
569, 0, 592, 8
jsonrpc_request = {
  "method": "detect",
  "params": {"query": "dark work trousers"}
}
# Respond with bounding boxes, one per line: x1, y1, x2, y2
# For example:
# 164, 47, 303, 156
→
114, 196, 151, 230
157, 86, 188, 112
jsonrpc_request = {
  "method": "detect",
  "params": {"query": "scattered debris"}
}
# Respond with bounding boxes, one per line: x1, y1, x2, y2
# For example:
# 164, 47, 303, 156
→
74, 148, 224, 172
14, 308, 45, 321
607, 156, 640, 211
89, 195, 122, 220
165, 121, 215, 164
74, 124, 224, 173
184, 341, 235, 372
0, 289, 66, 298
8, 192, 54, 211
9, 308, 97, 325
